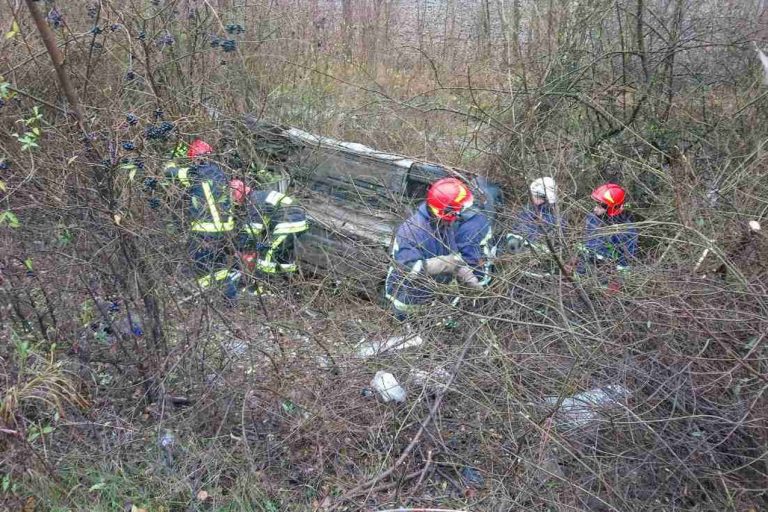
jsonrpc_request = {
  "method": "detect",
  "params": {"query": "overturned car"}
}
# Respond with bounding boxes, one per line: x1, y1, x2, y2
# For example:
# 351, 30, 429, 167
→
240, 118, 503, 295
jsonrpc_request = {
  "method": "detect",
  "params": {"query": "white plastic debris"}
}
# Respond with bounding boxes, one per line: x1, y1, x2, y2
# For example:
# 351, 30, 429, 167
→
544, 385, 630, 428
749, 220, 761, 232
371, 371, 407, 403
357, 332, 424, 358
756, 44, 768, 84
409, 367, 452, 393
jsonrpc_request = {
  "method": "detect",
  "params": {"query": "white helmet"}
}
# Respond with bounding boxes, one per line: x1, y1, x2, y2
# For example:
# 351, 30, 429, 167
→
529, 177, 557, 204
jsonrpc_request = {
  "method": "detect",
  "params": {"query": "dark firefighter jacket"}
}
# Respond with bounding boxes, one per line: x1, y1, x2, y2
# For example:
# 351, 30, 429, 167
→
238, 190, 309, 273
582, 211, 638, 269
164, 160, 235, 234
385, 202, 493, 313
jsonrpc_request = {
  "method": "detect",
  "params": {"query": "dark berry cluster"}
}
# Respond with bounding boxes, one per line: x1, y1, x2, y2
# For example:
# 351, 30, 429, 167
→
126, 113, 139, 126
87, 4, 98, 18
156, 32, 175, 48
144, 121, 174, 140
125, 69, 136, 81
143, 177, 158, 191
47, 8, 63, 28
221, 39, 236, 53
211, 35, 237, 52
148, 197, 161, 210
90, 26, 103, 35
0, 160, 9, 171
226, 24, 244, 35
121, 141, 136, 151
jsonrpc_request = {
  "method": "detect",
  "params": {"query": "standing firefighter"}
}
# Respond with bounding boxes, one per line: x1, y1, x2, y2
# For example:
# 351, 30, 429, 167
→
581, 183, 638, 271
385, 177, 493, 320
231, 178, 308, 293
164, 139, 240, 299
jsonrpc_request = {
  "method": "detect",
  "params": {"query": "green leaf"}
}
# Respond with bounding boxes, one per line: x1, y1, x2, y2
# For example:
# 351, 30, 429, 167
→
42, 426, 53, 434
27, 430, 40, 442
281, 400, 296, 414
0, 211, 20, 228
23, 258, 33, 271
2, 474, 10, 493
4, 212, 19, 228
5, 20, 20, 40
0, 180, 5, 192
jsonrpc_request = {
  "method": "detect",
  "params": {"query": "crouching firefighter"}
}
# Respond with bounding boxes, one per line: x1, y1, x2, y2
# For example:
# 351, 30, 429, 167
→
575, 183, 638, 292
385, 177, 493, 321
230, 179, 309, 293
164, 139, 240, 300
504, 177, 567, 278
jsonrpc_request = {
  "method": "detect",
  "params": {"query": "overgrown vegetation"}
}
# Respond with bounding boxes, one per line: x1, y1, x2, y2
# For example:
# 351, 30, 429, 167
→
1, 0, 767, 510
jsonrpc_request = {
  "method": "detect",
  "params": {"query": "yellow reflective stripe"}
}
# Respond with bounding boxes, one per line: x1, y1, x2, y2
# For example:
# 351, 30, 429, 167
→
384, 266, 422, 313
385, 292, 421, 313
165, 162, 190, 186
177, 168, 190, 186
197, 269, 237, 288
478, 226, 494, 285
479, 226, 493, 253
197, 181, 234, 232
201, 181, 221, 225
255, 234, 290, 273
242, 223, 264, 236
265, 191, 289, 206
272, 220, 308, 235
278, 263, 297, 272
190, 219, 235, 232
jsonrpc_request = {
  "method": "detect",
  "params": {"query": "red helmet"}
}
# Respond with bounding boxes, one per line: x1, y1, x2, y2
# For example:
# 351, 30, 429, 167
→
187, 139, 213, 158
229, 179, 251, 205
426, 177, 474, 222
591, 183, 626, 217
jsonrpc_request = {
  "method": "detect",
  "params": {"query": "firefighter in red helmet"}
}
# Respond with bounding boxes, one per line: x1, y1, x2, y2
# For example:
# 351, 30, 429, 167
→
164, 139, 241, 300
385, 177, 494, 320
581, 183, 638, 272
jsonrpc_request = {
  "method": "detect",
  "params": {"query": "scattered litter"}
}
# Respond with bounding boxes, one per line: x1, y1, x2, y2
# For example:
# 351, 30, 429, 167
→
409, 367, 451, 393
357, 332, 424, 358
158, 430, 175, 466
360, 388, 374, 398
749, 220, 761, 232
543, 385, 630, 428
158, 430, 175, 448
370, 371, 406, 403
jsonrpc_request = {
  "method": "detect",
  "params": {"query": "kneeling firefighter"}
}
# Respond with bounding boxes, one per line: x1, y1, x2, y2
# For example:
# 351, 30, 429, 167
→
164, 139, 240, 299
385, 177, 494, 321
230, 175, 309, 293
